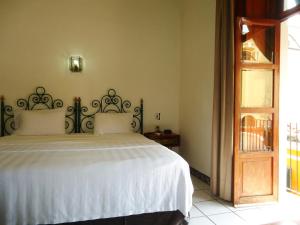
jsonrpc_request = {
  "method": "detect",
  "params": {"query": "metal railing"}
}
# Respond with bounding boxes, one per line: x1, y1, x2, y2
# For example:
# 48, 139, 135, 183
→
240, 118, 273, 152
287, 123, 300, 195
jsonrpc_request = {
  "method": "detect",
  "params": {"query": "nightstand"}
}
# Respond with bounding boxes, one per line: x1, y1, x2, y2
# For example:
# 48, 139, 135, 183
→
144, 132, 180, 148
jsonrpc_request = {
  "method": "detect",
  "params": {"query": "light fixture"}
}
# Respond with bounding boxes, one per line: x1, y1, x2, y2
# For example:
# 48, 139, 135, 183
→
242, 24, 250, 35
69, 56, 83, 72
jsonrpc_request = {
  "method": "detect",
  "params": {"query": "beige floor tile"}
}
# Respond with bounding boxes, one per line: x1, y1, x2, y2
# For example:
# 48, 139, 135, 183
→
188, 217, 215, 225
194, 200, 231, 216
208, 212, 247, 225
193, 190, 213, 203
190, 205, 205, 218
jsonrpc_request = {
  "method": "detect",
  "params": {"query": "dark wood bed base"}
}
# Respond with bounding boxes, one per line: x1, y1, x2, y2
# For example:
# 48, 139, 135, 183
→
0, 86, 143, 136
44, 211, 187, 225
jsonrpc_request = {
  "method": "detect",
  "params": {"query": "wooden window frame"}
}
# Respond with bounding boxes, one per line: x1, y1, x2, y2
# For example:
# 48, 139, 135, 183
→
279, 1, 300, 20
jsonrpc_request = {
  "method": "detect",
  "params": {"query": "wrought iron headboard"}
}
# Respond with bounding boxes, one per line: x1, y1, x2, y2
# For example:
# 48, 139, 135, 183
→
0, 87, 144, 136
0, 96, 13, 136
16, 86, 64, 110
75, 89, 144, 134
0, 87, 76, 136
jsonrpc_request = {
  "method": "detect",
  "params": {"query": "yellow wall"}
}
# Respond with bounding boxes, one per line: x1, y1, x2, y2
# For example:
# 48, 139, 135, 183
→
0, 0, 181, 132
180, 0, 216, 176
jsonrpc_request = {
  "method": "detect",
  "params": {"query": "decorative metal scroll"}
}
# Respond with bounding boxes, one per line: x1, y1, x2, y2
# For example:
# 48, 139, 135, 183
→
0, 87, 76, 136
0, 97, 14, 136
78, 89, 144, 133
0, 87, 143, 136
17, 87, 63, 110
65, 105, 76, 134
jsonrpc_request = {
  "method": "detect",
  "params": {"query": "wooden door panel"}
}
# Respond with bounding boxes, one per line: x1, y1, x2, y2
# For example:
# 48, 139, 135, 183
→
240, 157, 273, 196
234, 18, 280, 205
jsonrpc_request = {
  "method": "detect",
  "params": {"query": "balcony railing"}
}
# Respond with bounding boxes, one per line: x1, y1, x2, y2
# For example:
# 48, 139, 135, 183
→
287, 123, 300, 195
240, 116, 273, 152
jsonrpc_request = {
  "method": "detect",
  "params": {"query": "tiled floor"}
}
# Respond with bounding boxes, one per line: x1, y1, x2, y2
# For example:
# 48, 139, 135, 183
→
188, 176, 300, 225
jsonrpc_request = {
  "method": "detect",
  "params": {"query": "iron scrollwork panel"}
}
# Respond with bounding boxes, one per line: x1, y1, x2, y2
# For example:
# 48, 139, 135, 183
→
17, 87, 64, 110
65, 105, 76, 134
80, 105, 95, 133
16, 87, 76, 133
79, 89, 144, 134
0, 87, 76, 136
0, 97, 15, 136
132, 104, 143, 133
1, 87, 143, 136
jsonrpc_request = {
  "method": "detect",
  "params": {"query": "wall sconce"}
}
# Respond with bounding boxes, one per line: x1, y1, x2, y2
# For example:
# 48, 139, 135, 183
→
69, 56, 83, 72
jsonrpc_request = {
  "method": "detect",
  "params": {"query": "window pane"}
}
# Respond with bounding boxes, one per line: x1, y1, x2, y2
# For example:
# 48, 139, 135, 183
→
240, 113, 273, 152
241, 70, 273, 108
241, 24, 275, 64
284, 0, 300, 10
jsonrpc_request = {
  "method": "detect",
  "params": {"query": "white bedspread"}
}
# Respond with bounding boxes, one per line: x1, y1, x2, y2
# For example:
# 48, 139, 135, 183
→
0, 133, 193, 225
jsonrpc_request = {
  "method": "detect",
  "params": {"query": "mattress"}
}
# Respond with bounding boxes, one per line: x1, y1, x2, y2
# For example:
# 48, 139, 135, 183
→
0, 133, 193, 225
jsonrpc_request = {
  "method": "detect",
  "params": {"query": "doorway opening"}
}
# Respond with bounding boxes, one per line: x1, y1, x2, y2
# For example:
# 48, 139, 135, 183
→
279, 13, 300, 202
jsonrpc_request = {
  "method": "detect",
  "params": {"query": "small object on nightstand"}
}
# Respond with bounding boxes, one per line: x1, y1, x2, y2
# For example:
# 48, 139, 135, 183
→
154, 126, 161, 135
155, 125, 160, 132
144, 132, 180, 149
163, 129, 172, 134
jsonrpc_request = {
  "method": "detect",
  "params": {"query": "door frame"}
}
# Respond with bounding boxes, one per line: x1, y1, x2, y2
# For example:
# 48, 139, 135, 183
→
233, 17, 281, 205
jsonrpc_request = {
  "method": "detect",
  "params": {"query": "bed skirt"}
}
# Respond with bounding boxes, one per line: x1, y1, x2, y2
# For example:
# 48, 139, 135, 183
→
44, 211, 187, 225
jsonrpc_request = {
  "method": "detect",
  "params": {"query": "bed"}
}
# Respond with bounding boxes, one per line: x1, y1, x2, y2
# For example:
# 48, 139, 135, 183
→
0, 87, 193, 225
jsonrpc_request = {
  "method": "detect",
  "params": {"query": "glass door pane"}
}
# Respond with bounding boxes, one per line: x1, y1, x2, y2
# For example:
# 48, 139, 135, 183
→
241, 24, 275, 64
241, 69, 273, 108
240, 113, 273, 152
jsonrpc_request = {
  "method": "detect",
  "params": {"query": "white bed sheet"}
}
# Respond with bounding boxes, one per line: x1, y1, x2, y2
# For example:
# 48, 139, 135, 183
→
0, 133, 193, 225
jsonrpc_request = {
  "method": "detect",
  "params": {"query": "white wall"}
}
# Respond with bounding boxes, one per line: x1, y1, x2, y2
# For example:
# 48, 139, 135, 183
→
180, 0, 216, 176
0, 0, 181, 132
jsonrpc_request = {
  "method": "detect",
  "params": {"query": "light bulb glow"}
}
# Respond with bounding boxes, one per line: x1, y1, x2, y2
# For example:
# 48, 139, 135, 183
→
69, 56, 83, 72
242, 24, 250, 35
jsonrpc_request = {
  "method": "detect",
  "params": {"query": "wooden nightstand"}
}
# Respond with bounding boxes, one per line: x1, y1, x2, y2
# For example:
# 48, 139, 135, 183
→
144, 132, 180, 148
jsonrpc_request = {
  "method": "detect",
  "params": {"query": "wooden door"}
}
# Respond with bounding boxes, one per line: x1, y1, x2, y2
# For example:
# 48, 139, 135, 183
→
234, 18, 280, 205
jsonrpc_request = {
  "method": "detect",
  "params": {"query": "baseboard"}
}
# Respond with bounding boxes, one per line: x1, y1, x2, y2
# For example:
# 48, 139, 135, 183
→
190, 167, 210, 185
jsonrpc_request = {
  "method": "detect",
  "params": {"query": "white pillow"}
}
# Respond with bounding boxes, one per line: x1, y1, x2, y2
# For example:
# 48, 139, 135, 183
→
94, 113, 133, 134
14, 108, 65, 135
